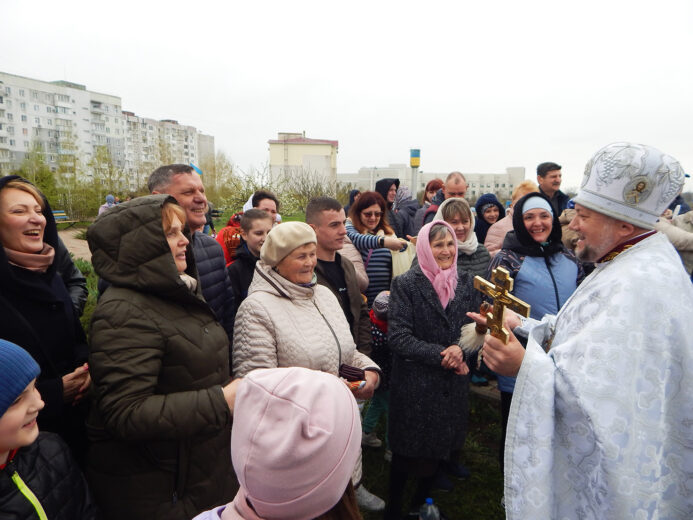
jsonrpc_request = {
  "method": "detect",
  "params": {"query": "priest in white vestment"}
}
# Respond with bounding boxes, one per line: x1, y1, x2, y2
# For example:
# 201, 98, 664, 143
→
470, 142, 693, 519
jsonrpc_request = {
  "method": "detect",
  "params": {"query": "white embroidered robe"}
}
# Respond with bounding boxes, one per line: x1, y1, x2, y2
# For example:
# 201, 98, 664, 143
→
506, 232, 693, 519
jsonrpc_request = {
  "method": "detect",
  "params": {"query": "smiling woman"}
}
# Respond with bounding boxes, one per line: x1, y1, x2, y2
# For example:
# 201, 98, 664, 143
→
486, 191, 583, 473
0, 176, 91, 465
86, 195, 237, 519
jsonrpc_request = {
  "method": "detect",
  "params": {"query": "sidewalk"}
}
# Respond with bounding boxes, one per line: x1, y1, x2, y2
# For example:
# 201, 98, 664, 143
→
58, 228, 91, 262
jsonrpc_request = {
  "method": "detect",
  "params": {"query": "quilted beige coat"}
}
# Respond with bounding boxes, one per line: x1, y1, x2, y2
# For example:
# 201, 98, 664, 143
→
232, 261, 379, 379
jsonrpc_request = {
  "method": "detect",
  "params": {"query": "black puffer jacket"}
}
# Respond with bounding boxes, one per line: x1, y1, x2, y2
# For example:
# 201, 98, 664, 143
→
86, 195, 235, 520
0, 432, 96, 519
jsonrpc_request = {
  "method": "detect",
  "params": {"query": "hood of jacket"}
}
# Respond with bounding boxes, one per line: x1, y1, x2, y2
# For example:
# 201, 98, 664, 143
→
430, 188, 446, 206
247, 259, 315, 301
0, 176, 60, 286
87, 194, 200, 299
504, 192, 565, 257
374, 178, 400, 207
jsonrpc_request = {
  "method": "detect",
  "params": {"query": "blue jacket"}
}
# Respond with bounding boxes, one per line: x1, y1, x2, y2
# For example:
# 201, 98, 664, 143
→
192, 232, 235, 346
489, 192, 583, 393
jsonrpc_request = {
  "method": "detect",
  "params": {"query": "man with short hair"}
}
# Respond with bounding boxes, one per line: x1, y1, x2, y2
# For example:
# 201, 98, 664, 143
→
149, 164, 235, 345
306, 196, 385, 513
422, 171, 468, 226
470, 143, 693, 518
536, 161, 569, 216
306, 196, 371, 356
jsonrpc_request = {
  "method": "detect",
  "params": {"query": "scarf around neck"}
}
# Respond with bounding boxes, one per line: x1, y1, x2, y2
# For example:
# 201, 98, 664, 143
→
433, 198, 479, 256
179, 273, 198, 292
4, 244, 55, 272
416, 221, 458, 309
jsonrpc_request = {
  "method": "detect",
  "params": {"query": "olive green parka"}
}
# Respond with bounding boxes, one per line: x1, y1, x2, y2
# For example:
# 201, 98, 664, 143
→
86, 195, 235, 520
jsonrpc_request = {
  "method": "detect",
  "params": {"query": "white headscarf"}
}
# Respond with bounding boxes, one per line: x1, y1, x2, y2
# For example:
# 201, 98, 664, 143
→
433, 197, 479, 256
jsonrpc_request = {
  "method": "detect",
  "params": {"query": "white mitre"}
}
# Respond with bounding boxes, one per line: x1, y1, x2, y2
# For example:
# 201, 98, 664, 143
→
575, 142, 685, 229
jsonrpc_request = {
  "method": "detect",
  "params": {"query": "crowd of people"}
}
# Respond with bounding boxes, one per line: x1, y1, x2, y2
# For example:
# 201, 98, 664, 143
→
0, 142, 692, 520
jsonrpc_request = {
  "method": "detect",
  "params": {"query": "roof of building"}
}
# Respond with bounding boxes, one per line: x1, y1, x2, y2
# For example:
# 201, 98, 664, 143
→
268, 137, 338, 148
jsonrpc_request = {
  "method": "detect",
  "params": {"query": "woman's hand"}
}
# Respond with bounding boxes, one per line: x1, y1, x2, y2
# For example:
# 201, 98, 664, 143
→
352, 370, 379, 400
222, 378, 242, 415
440, 345, 464, 371
62, 363, 90, 404
384, 236, 407, 251
405, 235, 418, 246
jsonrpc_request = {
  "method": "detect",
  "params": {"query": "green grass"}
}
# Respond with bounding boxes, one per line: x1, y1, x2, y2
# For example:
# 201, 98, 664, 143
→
360, 394, 505, 519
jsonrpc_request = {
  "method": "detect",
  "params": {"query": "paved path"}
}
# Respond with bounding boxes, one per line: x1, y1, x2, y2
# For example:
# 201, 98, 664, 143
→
58, 228, 91, 262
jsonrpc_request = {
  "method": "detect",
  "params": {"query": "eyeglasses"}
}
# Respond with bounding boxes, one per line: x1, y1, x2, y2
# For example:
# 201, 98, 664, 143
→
362, 211, 382, 218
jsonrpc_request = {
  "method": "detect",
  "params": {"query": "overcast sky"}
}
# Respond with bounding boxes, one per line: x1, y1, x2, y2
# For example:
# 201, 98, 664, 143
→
3, 0, 692, 191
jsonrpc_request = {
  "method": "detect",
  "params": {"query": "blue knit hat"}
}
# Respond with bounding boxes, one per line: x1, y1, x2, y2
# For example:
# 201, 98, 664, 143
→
0, 339, 40, 416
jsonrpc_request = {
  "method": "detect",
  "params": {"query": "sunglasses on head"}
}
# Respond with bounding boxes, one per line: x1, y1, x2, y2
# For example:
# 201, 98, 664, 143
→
362, 211, 382, 218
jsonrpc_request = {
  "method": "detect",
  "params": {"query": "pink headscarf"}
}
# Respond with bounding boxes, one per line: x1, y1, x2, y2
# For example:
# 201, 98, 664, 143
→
416, 221, 458, 309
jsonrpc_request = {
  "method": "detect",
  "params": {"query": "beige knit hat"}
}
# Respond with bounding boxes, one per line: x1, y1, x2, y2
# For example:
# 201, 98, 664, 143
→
260, 221, 317, 266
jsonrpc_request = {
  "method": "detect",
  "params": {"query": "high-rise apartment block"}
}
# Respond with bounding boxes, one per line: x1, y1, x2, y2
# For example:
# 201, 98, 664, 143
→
0, 72, 214, 190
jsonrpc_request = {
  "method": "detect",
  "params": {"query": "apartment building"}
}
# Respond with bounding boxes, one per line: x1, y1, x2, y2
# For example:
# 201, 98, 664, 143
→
0, 72, 214, 190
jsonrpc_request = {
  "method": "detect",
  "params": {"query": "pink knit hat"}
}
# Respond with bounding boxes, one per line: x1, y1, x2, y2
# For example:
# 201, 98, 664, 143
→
231, 367, 361, 520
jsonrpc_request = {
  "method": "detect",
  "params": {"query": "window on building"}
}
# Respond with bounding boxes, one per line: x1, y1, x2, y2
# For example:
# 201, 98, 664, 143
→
21, 115, 26, 122
7, 126, 13, 134
34, 117, 40, 125
47, 119, 52, 125
22, 128, 28, 135
20, 102, 26, 111
502, 183, 505, 187
23, 141, 28, 147
495, 184, 499, 188
32, 91, 38, 100
19, 89, 24, 97
4, 87, 9, 95
7, 113, 12, 121
9, 139, 15, 146
34, 105, 39, 111
6, 100, 11, 108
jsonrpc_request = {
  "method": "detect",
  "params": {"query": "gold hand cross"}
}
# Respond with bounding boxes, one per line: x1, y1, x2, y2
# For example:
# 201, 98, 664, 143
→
473, 267, 530, 344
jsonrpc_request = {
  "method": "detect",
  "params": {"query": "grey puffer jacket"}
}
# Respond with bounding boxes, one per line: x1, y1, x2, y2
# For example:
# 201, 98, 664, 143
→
86, 195, 235, 520
233, 261, 379, 378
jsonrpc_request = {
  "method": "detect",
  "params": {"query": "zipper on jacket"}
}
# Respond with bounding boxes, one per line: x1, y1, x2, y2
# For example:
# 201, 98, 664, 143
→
8, 461, 48, 520
312, 301, 343, 367
541, 248, 561, 311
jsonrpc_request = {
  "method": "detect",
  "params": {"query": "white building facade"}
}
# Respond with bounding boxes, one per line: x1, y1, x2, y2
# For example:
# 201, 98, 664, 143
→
338, 164, 526, 202
0, 72, 214, 190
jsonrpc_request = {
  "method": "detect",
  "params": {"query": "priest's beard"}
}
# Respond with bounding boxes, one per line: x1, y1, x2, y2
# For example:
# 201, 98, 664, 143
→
575, 221, 619, 263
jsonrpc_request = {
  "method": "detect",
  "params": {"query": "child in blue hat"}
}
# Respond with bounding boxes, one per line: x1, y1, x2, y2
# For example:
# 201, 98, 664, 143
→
0, 339, 96, 519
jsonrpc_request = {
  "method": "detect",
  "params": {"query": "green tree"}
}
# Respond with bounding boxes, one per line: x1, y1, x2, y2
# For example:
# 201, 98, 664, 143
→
89, 145, 121, 194
13, 139, 58, 203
